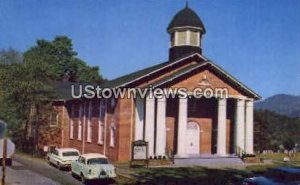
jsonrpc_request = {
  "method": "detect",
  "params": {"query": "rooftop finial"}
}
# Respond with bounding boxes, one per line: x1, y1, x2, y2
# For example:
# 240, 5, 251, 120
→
186, 0, 189, 8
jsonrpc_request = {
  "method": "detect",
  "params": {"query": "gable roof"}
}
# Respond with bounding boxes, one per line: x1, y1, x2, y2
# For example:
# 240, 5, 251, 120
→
149, 60, 261, 100
102, 53, 208, 88
103, 53, 260, 100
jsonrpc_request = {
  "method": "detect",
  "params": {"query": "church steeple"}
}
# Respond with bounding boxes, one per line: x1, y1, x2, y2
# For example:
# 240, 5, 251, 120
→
167, 5, 206, 61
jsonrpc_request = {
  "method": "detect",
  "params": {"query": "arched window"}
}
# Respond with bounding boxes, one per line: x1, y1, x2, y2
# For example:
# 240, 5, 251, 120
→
109, 122, 116, 148
87, 101, 92, 142
98, 100, 105, 144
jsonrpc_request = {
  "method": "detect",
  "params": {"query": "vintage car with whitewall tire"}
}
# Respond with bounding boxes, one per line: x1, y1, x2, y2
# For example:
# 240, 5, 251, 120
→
71, 153, 117, 184
47, 148, 80, 170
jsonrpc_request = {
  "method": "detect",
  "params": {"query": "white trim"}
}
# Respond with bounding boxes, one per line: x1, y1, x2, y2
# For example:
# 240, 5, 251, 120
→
208, 62, 261, 99
87, 101, 92, 143
103, 99, 108, 155
61, 104, 65, 148
82, 103, 86, 154
217, 98, 227, 156
115, 53, 207, 88
70, 105, 74, 139
186, 30, 191, 45
134, 96, 144, 141
167, 26, 205, 34
151, 60, 260, 99
197, 31, 200, 47
98, 100, 105, 144
78, 104, 82, 141
174, 31, 178, 46
109, 124, 115, 148
153, 62, 208, 88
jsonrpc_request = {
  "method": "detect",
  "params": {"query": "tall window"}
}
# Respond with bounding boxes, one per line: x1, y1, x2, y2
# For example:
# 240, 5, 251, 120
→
87, 101, 92, 142
50, 111, 59, 127
98, 100, 105, 144
70, 105, 74, 139
109, 123, 115, 148
78, 104, 83, 140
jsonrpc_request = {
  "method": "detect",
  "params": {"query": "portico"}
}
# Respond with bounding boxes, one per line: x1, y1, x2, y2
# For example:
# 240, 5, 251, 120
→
134, 94, 255, 158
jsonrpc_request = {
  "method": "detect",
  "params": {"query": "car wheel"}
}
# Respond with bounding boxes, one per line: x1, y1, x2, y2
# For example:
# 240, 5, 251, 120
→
81, 174, 88, 185
57, 162, 62, 170
71, 171, 76, 178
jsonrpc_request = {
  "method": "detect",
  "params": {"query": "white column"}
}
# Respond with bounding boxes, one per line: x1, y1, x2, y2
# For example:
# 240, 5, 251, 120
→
155, 96, 166, 157
235, 99, 245, 151
245, 100, 254, 154
145, 95, 155, 157
217, 98, 227, 156
176, 97, 188, 157
135, 96, 144, 141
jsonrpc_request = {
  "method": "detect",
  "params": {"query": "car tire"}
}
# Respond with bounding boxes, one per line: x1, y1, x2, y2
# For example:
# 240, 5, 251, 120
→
71, 171, 76, 178
57, 162, 62, 170
81, 173, 88, 185
47, 157, 52, 166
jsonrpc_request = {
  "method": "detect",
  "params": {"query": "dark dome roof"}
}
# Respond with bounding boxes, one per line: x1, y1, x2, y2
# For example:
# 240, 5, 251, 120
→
167, 7, 206, 34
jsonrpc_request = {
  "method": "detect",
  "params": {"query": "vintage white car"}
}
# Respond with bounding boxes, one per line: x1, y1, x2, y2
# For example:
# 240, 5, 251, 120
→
71, 153, 117, 183
47, 148, 80, 169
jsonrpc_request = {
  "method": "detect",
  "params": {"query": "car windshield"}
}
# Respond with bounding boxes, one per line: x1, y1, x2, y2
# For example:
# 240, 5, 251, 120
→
62, 151, 79, 157
87, 158, 109, 165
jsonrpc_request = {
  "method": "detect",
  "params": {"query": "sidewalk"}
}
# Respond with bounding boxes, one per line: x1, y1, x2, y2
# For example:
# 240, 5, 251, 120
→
0, 161, 58, 185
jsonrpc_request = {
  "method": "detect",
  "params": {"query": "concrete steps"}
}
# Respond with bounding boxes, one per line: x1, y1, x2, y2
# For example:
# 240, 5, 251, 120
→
174, 155, 245, 168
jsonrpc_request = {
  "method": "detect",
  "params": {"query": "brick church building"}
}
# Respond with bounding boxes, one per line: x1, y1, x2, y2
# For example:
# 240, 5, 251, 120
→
40, 5, 260, 162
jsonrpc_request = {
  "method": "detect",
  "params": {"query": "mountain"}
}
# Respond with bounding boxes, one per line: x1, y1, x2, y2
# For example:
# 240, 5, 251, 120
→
255, 94, 300, 118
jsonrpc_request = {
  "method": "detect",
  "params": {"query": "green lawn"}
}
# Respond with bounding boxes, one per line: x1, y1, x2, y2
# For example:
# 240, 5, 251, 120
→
115, 153, 300, 185
257, 153, 300, 162
118, 166, 251, 185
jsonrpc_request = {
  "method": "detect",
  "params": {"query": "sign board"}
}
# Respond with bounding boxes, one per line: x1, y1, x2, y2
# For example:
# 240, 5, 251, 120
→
133, 145, 147, 160
130, 140, 148, 167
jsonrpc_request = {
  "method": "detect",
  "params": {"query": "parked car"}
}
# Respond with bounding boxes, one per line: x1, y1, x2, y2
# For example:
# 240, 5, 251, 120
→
47, 148, 80, 169
242, 167, 300, 185
71, 153, 117, 184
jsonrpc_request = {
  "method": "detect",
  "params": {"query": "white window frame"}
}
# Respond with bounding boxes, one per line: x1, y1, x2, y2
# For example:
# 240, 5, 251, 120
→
70, 105, 74, 139
87, 101, 92, 143
78, 104, 83, 140
109, 124, 115, 148
50, 111, 59, 127
98, 100, 105, 144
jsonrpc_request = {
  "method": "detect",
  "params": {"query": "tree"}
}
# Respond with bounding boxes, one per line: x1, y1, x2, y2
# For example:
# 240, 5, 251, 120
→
0, 48, 23, 64
0, 52, 54, 152
0, 36, 106, 153
24, 36, 105, 84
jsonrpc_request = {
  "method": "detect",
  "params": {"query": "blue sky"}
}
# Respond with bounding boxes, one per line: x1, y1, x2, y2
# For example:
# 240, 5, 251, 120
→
0, 0, 299, 99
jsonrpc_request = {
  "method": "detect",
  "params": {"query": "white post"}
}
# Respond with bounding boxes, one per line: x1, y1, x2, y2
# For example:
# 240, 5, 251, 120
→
155, 96, 166, 157
235, 99, 245, 151
176, 97, 188, 157
245, 100, 254, 154
135, 96, 144, 141
145, 95, 155, 157
217, 98, 227, 156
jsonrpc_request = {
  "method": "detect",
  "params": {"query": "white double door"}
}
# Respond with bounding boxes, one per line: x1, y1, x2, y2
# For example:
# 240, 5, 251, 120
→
185, 122, 200, 154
